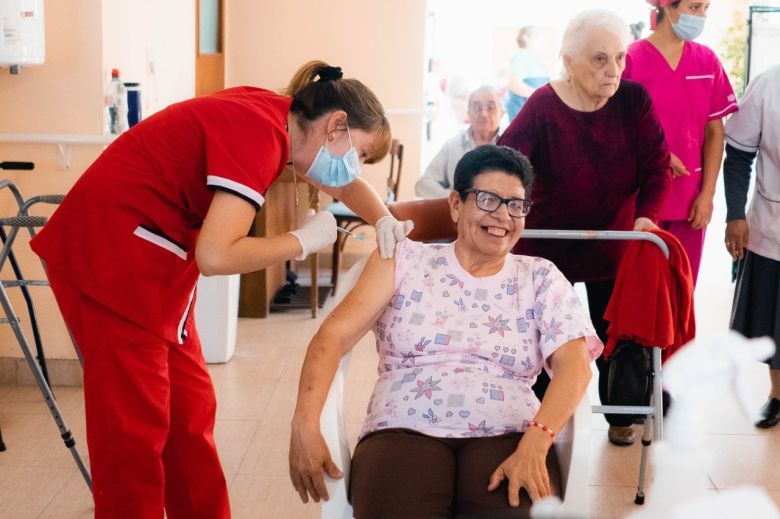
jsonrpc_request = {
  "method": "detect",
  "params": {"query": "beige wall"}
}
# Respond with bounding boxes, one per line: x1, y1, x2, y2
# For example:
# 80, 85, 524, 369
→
225, 0, 427, 258
1, 0, 425, 361
102, 0, 196, 116
0, 0, 104, 360
0, 0, 195, 360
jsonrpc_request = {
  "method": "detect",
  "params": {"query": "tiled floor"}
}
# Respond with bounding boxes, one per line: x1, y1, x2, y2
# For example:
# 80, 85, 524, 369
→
2, 199, 780, 518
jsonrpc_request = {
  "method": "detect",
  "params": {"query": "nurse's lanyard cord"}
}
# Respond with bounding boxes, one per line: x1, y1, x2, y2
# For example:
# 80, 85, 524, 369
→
287, 123, 300, 208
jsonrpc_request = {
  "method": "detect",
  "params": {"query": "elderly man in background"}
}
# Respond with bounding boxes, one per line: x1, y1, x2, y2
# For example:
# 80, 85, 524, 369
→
415, 85, 505, 199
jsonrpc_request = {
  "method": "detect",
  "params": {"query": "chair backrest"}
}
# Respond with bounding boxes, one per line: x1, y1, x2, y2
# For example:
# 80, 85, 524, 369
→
387, 197, 456, 242
386, 139, 403, 203
321, 257, 369, 519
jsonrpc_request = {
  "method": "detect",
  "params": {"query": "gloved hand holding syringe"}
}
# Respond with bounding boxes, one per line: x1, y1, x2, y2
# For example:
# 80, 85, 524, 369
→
337, 226, 364, 240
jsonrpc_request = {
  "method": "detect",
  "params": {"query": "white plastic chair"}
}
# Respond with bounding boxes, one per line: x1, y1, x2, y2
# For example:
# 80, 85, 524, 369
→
319, 257, 591, 519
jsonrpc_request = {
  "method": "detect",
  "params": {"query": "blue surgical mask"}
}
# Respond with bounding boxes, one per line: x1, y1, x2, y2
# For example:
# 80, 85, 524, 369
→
304, 126, 361, 187
671, 12, 706, 41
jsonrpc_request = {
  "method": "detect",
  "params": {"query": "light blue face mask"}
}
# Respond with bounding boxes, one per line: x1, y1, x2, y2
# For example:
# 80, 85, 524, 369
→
304, 126, 361, 187
671, 12, 706, 41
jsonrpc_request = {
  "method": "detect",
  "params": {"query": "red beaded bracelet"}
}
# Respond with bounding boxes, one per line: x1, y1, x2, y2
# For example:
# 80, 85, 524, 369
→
529, 420, 556, 440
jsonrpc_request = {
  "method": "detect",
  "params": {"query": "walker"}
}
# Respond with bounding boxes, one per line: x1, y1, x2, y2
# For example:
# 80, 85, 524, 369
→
0, 168, 91, 490
522, 229, 669, 507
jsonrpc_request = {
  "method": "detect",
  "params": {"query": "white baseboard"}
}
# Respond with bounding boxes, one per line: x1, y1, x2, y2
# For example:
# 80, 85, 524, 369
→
0, 356, 83, 386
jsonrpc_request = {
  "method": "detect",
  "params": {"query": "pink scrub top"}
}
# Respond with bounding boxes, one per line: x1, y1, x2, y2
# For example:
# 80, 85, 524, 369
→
624, 40, 738, 220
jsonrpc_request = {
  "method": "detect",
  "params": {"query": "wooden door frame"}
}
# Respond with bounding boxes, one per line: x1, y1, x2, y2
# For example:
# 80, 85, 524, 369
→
196, 0, 225, 96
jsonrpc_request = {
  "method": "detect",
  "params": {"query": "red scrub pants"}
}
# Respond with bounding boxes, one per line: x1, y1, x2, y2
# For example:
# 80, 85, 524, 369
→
47, 269, 230, 519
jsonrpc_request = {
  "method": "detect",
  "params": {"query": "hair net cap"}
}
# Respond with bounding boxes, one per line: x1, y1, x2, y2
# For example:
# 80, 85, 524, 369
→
645, 0, 678, 29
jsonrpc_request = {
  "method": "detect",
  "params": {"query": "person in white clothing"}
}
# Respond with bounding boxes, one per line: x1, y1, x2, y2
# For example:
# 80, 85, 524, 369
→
724, 63, 780, 429
416, 86, 504, 199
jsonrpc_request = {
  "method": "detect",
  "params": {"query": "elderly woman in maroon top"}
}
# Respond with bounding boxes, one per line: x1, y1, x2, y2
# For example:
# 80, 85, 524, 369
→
498, 9, 671, 447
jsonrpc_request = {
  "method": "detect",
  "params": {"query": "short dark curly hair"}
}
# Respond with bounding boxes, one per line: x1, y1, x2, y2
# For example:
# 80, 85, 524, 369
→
453, 144, 534, 200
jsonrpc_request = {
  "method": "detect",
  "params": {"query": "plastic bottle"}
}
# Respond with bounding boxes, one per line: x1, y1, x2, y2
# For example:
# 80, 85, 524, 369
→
124, 82, 142, 128
105, 68, 129, 134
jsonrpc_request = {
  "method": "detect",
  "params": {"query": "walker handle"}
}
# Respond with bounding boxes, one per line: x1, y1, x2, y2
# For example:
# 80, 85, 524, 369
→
32, 194, 65, 204
0, 216, 48, 227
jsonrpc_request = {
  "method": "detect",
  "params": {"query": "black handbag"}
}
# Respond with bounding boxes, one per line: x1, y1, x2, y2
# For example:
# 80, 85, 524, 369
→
606, 340, 654, 422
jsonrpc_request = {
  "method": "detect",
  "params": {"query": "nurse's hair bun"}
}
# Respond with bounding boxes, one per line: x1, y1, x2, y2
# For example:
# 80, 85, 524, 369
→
284, 60, 391, 164
317, 66, 343, 82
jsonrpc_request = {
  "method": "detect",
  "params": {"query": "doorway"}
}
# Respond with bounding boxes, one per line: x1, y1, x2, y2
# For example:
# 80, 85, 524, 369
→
196, 0, 224, 96
747, 5, 780, 82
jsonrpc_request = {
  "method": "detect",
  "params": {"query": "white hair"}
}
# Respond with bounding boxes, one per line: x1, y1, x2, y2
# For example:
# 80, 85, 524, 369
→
468, 85, 502, 106
560, 9, 631, 61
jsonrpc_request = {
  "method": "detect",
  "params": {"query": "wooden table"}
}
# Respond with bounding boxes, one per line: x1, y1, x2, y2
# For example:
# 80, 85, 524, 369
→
238, 168, 320, 318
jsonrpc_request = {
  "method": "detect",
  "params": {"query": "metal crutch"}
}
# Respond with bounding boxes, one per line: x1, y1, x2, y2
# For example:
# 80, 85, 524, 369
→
524, 229, 670, 505
0, 180, 92, 490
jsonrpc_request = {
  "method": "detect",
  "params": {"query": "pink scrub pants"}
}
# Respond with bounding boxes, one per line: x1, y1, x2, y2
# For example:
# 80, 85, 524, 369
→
660, 219, 706, 286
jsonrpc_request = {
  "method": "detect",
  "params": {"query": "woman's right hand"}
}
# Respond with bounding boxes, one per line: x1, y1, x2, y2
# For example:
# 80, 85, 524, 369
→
289, 419, 343, 503
725, 219, 749, 261
633, 217, 658, 232
289, 209, 337, 261
669, 153, 690, 178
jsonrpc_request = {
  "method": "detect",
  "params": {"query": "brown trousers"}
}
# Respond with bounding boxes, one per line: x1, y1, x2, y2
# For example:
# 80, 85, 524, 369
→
349, 428, 561, 519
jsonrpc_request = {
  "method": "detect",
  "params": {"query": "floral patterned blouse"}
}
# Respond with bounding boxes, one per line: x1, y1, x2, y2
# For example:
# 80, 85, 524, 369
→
360, 239, 603, 439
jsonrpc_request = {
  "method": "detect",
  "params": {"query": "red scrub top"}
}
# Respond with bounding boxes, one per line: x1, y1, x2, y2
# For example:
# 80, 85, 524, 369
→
31, 87, 292, 343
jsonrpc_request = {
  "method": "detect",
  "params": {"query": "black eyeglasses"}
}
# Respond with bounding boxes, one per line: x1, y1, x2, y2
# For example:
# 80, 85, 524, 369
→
463, 189, 532, 218
468, 102, 499, 114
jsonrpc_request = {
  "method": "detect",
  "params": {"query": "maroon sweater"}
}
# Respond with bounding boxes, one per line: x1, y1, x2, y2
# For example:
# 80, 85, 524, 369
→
498, 81, 671, 282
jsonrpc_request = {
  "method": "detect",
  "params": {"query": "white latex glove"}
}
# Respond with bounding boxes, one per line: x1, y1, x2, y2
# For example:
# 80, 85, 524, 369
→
289, 209, 337, 261
375, 215, 414, 259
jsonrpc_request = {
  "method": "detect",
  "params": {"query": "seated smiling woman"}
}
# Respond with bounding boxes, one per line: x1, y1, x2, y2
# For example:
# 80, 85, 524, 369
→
288, 145, 603, 519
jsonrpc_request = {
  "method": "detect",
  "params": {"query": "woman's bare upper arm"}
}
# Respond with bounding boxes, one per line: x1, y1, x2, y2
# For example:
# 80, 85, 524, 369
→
322, 249, 397, 352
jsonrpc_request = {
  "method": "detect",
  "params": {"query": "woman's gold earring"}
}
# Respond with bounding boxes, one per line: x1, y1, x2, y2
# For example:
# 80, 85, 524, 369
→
327, 133, 335, 141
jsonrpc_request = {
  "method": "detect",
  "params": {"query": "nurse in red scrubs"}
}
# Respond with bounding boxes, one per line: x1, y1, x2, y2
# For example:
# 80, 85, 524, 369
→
30, 60, 410, 519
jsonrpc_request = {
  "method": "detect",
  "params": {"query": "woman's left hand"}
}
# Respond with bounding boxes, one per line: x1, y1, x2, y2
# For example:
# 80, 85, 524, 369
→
487, 436, 552, 507
688, 192, 714, 230
375, 216, 414, 259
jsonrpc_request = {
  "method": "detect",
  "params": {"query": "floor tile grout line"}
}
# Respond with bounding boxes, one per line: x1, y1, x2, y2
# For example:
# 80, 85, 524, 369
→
34, 469, 78, 518
229, 419, 262, 485
586, 484, 643, 488
701, 431, 780, 438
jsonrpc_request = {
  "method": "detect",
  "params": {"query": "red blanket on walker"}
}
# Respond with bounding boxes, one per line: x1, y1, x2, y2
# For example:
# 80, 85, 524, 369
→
603, 229, 695, 361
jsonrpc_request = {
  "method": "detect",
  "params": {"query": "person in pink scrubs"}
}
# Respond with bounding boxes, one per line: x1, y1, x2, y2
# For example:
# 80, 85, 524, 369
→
623, 0, 738, 284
